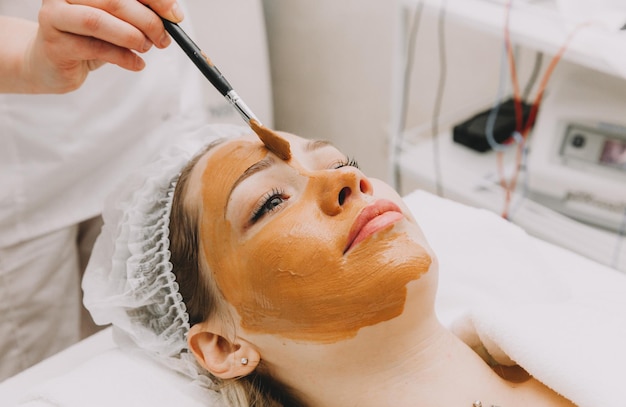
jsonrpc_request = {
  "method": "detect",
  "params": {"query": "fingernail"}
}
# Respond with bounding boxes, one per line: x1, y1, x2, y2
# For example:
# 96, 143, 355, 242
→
160, 32, 171, 48
143, 38, 153, 52
135, 56, 146, 71
170, 3, 184, 22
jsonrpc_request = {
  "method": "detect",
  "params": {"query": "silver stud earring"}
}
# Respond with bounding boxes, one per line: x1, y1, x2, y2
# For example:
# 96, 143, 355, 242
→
241, 357, 248, 366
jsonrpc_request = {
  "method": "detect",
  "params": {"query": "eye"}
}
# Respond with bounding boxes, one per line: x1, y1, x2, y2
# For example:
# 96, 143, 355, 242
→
330, 156, 360, 170
251, 188, 288, 223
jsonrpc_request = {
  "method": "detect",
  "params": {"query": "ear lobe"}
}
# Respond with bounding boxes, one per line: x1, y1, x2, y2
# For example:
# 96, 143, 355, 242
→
188, 323, 260, 379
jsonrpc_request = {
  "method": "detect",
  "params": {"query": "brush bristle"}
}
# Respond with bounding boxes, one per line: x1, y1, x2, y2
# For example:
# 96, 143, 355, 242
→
250, 120, 291, 160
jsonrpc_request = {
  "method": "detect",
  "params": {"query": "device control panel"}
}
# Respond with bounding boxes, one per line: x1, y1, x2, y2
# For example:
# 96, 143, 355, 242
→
560, 123, 626, 173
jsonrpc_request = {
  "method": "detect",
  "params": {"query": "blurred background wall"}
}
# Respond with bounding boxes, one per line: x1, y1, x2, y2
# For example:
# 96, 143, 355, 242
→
261, 0, 509, 182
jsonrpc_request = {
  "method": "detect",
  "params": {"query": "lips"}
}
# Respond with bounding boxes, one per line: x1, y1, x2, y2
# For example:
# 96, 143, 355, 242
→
344, 200, 404, 254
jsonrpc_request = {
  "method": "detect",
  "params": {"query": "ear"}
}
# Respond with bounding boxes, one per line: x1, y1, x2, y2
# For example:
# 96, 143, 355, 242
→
188, 320, 260, 379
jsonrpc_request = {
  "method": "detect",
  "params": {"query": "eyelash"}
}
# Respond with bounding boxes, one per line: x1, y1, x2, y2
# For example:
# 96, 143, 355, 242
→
332, 156, 360, 169
251, 188, 288, 223
249, 157, 360, 224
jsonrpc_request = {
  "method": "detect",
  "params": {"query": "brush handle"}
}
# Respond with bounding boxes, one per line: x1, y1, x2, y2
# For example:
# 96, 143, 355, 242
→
160, 18, 233, 96
160, 17, 261, 125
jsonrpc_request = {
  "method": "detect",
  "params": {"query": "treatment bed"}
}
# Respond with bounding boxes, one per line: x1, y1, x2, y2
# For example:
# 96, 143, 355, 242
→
2, 189, 625, 407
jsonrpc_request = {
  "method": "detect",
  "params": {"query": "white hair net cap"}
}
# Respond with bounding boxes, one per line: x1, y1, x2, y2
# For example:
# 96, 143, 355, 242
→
83, 124, 249, 387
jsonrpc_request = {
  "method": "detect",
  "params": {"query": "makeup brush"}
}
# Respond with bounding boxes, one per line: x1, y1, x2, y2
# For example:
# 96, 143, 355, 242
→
160, 18, 291, 160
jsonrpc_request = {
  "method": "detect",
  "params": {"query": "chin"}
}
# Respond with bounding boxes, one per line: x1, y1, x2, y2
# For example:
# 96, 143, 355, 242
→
354, 222, 435, 278
394, 217, 434, 255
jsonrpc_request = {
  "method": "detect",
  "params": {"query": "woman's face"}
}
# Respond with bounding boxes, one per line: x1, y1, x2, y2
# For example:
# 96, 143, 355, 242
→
190, 132, 433, 343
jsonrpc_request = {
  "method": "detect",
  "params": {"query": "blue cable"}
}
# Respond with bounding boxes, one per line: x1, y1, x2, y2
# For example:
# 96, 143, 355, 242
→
485, 42, 516, 152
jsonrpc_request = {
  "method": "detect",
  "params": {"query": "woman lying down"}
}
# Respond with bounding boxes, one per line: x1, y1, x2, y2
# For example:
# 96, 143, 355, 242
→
83, 124, 622, 407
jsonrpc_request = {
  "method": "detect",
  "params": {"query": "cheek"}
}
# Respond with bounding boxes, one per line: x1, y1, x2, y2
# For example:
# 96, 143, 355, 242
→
225, 206, 432, 344
220, 210, 343, 331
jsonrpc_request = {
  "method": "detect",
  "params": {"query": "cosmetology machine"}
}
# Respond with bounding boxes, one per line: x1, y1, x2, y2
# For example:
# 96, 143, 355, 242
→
527, 66, 626, 232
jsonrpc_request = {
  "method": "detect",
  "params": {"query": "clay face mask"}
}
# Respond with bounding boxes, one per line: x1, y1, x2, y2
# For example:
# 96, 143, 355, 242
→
199, 136, 431, 343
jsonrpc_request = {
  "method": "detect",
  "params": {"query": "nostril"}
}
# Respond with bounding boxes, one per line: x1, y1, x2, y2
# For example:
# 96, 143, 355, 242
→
359, 179, 369, 193
338, 187, 351, 206
359, 177, 375, 195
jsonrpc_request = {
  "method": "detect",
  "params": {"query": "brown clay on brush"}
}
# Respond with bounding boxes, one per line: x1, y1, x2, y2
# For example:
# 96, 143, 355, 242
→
249, 119, 291, 161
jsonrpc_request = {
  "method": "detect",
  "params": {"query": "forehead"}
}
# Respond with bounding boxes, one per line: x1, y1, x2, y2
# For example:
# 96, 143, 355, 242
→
185, 132, 317, 207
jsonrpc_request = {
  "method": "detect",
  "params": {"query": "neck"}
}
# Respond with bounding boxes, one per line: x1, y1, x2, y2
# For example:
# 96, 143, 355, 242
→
275, 316, 571, 407
259, 271, 573, 407
292, 318, 512, 407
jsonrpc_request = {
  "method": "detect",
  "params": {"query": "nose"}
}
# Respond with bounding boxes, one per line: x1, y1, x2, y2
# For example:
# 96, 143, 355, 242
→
317, 168, 373, 216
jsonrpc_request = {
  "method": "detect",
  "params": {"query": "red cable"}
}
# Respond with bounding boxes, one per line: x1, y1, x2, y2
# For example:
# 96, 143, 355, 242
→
522, 22, 591, 136
497, 0, 589, 218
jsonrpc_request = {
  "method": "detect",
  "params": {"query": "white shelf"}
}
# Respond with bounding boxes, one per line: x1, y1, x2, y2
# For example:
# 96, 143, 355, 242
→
398, 132, 626, 272
401, 0, 626, 78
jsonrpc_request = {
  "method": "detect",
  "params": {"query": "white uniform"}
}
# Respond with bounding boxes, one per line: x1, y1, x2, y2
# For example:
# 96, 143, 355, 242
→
0, 0, 207, 380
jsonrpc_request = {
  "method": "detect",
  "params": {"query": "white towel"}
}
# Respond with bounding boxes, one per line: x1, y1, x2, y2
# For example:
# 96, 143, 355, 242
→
405, 189, 626, 407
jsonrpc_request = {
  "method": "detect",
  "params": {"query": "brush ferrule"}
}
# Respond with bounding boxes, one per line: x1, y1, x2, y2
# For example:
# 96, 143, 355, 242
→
226, 90, 260, 125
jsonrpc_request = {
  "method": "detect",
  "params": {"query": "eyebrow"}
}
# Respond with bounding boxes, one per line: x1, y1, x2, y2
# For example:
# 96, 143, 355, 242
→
229, 139, 333, 194
224, 139, 335, 213
226, 156, 274, 208
305, 139, 335, 152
